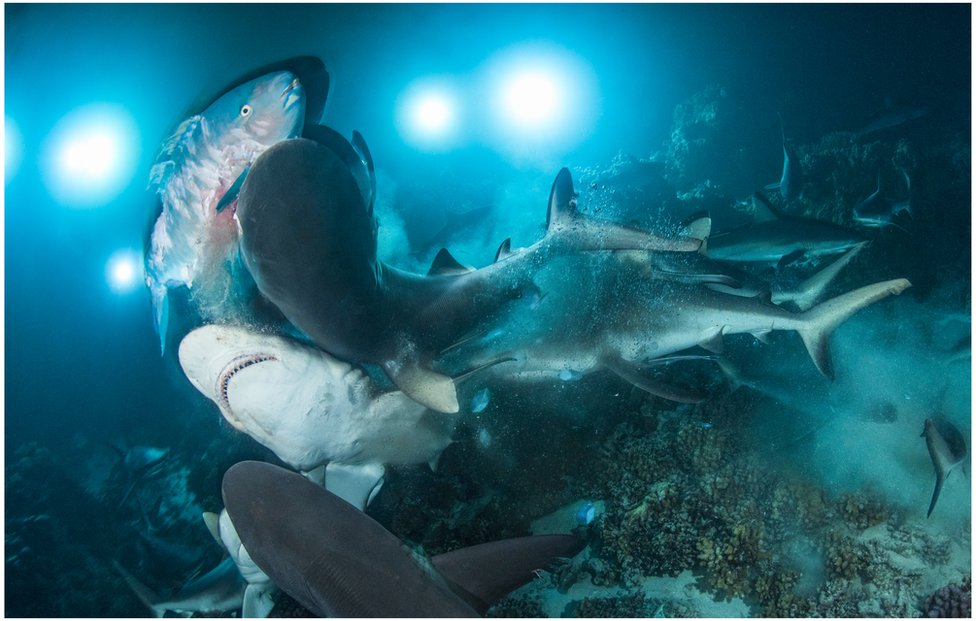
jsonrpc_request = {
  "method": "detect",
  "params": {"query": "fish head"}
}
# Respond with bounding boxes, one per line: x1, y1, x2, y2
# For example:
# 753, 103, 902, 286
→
178, 325, 368, 469
204, 70, 306, 153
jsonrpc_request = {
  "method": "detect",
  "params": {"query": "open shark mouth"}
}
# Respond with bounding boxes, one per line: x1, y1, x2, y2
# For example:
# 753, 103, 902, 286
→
217, 353, 277, 410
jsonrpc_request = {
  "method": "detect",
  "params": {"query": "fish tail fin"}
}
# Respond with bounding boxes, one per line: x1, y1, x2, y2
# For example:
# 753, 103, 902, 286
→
927, 471, 946, 518
796, 279, 911, 378
780, 242, 868, 311
150, 285, 170, 355
112, 560, 165, 617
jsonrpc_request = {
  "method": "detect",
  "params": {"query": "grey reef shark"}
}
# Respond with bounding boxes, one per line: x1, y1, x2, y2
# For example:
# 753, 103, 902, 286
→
178, 323, 506, 509
704, 191, 866, 267
764, 112, 803, 201
921, 415, 968, 518
441, 246, 910, 403
113, 557, 246, 618
222, 460, 584, 617
234, 124, 702, 413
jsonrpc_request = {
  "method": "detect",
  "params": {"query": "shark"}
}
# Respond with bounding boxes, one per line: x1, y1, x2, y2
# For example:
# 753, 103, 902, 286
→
441, 250, 911, 402
705, 192, 865, 266
853, 169, 913, 230
764, 113, 803, 201
628, 216, 868, 311
113, 557, 245, 618
921, 415, 968, 518
222, 460, 584, 617
234, 125, 701, 413
178, 324, 503, 509
145, 59, 328, 352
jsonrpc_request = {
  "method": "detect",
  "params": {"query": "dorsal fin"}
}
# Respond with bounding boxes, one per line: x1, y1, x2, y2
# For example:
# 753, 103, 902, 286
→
681, 211, 711, 253
751, 192, 781, 223
546, 168, 577, 231
494, 238, 513, 263
428, 248, 472, 276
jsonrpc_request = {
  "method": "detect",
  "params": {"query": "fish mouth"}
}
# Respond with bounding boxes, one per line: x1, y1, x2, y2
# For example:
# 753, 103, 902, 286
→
280, 77, 304, 112
216, 353, 277, 412
281, 77, 301, 97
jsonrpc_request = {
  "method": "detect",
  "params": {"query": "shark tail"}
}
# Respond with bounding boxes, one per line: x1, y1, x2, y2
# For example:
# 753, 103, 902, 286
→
112, 560, 165, 618
774, 242, 868, 311
796, 278, 911, 379
927, 471, 947, 518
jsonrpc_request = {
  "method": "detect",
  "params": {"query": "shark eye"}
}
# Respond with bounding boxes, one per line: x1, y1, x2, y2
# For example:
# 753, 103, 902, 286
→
240, 105, 252, 118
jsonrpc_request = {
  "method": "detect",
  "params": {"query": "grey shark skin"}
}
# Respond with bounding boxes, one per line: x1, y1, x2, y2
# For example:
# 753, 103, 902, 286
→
113, 557, 245, 618
178, 324, 461, 508
222, 460, 583, 617
922, 416, 968, 518
445, 251, 911, 399
235, 127, 699, 413
706, 192, 865, 265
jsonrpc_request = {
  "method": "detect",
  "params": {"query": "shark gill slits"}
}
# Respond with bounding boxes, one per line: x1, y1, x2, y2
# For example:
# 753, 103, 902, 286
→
217, 354, 277, 407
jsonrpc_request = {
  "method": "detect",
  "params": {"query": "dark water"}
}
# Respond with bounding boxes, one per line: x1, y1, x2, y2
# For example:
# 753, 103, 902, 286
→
5, 4, 971, 617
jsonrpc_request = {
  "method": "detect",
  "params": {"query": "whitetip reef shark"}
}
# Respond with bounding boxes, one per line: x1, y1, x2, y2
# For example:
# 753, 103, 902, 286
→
234, 125, 702, 413
221, 460, 584, 617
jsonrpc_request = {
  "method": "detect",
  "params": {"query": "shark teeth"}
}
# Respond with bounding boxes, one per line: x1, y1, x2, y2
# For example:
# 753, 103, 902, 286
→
217, 353, 276, 410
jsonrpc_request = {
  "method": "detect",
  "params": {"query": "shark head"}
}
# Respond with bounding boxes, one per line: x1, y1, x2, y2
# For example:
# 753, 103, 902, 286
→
178, 325, 372, 471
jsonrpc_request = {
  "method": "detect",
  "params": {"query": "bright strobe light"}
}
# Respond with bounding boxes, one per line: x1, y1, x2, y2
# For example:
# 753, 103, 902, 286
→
500, 69, 561, 128
483, 43, 600, 162
42, 103, 140, 208
106, 248, 144, 294
396, 79, 460, 151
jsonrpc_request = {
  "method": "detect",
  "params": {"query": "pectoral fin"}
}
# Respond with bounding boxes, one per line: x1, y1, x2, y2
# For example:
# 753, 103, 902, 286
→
601, 355, 708, 403
383, 359, 460, 413
242, 583, 276, 618
431, 535, 584, 615
216, 166, 249, 213
324, 462, 386, 511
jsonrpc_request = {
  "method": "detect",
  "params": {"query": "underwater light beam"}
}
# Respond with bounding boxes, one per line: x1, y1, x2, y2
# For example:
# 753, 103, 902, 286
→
106, 249, 144, 294
482, 43, 599, 163
41, 103, 139, 208
396, 80, 460, 151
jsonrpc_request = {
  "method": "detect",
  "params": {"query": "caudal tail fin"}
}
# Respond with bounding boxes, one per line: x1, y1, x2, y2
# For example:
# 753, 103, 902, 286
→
112, 560, 165, 618
797, 278, 911, 378
776, 242, 868, 311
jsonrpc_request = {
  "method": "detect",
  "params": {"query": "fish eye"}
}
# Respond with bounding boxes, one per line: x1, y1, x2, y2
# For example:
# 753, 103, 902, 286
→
240, 105, 252, 117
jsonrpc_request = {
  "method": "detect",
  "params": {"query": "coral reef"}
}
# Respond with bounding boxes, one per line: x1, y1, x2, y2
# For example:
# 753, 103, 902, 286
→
923, 577, 972, 618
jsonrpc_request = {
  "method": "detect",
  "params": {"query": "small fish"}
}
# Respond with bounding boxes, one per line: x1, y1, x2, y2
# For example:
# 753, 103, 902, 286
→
921, 416, 968, 518
478, 428, 492, 448
471, 388, 491, 414
146, 69, 307, 352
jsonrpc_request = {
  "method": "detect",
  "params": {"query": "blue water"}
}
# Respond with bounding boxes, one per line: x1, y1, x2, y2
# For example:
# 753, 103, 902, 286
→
5, 4, 971, 617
